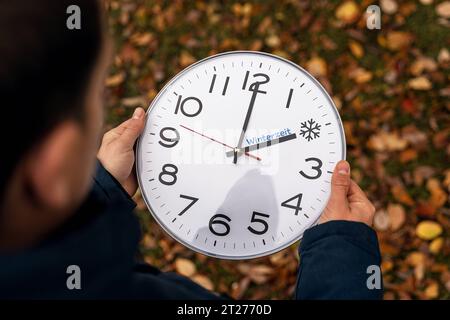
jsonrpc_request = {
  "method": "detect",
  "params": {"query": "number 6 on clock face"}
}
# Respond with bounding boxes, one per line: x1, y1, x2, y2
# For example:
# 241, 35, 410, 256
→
137, 51, 346, 260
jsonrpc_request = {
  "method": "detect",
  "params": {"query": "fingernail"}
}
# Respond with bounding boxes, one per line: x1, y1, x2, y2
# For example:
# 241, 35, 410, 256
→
132, 108, 144, 119
336, 161, 350, 175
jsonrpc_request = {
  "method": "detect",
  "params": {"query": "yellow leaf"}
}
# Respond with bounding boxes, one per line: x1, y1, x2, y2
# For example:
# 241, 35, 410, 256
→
424, 281, 439, 299
335, 1, 360, 24
348, 40, 364, 58
416, 220, 443, 240
429, 237, 444, 255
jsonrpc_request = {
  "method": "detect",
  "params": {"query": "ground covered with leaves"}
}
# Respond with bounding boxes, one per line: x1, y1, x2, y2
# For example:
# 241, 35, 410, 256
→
104, 0, 450, 299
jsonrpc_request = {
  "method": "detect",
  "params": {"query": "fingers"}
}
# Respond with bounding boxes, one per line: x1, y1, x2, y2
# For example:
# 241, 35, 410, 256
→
328, 160, 351, 205
118, 107, 146, 149
349, 180, 376, 218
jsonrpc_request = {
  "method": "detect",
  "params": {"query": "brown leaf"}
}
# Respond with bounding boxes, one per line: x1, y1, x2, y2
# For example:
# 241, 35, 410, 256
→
436, 1, 450, 18
427, 178, 447, 209
367, 131, 408, 152
105, 72, 125, 87
174, 258, 196, 277
306, 57, 327, 77
387, 204, 406, 231
391, 184, 415, 206
374, 210, 390, 231
192, 274, 214, 291
386, 31, 413, 51
408, 76, 432, 90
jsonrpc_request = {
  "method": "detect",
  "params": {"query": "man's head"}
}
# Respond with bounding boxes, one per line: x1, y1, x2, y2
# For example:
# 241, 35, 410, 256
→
0, 0, 108, 250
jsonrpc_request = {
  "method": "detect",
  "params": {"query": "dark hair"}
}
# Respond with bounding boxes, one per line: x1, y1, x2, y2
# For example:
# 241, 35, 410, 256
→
0, 0, 104, 204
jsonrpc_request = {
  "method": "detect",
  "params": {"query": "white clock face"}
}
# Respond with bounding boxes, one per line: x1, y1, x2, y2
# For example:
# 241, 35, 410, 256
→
137, 51, 345, 260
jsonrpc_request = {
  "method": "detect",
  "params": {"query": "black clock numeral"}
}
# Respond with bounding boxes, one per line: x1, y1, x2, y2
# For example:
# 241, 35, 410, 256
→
285, 88, 294, 109
222, 76, 230, 95
247, 212, 270, 235
158, 127, 179, 148
209, 74, 230, 96
208, 74, 217, 93
242, 70, 250, 90
174, 95, 202, 117
281, 193, 303, 216
242, 71, 270, 94
209, 214, 231, 236
178, 194, 198, 216
158, 164, 178, 185
299, 157, 323, 179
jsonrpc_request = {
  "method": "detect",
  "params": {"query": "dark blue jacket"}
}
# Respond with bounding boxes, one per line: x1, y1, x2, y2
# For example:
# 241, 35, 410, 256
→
0, 162, 382, 299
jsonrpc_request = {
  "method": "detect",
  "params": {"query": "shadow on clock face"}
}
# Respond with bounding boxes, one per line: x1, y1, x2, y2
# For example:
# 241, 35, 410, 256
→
193, 168, 279, 258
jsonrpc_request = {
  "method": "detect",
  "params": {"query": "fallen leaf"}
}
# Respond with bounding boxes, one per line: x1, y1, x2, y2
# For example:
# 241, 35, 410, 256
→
410, 57, 437, 76
438, 48, 450, 64
391, 184, 415, 206
306, 56, 327, 77
121, 96, 147, 108
105, 72, 125, 87
424, 281, 439, 299
408, 76, 432, 90
374, 210, 390, 231
350, 68, 373, 83
399, 148, 418, 163
429, 237, 444, 254
192, 274, 214, 291
335, 1, 360, 24
367, 131, 408, 151
416, 220, 443, 240
427, 178, 447, 209
415, 202, 436, 218
179, 51, 196, 67
436, 1, 450, 18
381, 0, 398, 14
174, 258, 196, 277
265, 34, 280, 48
387, 203, 406, 231
386, 31, 413, 51
348, 40, 364, 58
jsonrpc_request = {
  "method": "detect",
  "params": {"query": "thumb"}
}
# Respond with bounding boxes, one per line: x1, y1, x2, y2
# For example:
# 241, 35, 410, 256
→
329, 160, 351, 206
120, 107, 146, 148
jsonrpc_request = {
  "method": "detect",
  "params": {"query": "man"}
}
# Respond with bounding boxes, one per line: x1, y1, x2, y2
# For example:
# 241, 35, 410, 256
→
0, 0, 382, 299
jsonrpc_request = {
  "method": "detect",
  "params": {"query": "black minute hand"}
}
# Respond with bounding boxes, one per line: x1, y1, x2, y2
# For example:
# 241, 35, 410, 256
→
226, 133, 297, 157
233, 88, 259, 164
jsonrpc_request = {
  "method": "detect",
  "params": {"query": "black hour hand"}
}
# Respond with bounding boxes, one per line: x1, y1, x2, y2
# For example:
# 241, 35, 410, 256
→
226, 133, 297, 157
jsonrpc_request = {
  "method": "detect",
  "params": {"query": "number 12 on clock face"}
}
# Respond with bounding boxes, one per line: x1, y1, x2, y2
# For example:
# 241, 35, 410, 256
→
137, 51, 346, 259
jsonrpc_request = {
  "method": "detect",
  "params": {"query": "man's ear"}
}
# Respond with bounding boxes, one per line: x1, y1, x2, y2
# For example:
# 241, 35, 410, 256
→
25, 121, 84, 211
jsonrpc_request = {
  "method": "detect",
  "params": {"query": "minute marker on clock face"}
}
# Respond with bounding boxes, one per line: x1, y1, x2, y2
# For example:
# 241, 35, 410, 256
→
136, 51, 346, 260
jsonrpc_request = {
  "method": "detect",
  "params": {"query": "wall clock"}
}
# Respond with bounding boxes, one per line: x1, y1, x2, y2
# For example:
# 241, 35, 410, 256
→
136, 51, 346, 260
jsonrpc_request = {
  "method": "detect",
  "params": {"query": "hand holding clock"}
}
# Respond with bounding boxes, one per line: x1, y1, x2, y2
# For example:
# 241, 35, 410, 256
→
320, 160, 375, 227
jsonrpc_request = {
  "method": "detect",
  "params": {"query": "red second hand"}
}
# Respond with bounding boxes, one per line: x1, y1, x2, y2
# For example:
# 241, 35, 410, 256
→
179, 124, 261, 161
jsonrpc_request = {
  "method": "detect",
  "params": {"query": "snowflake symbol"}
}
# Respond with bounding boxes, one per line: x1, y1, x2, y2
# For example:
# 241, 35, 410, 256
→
300, 118, 321, 142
